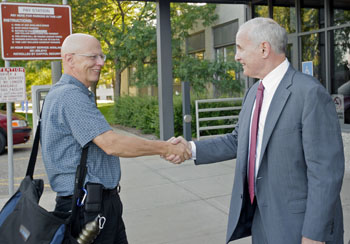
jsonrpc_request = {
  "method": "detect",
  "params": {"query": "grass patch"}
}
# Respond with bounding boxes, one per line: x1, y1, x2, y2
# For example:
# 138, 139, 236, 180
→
97, 103, 115, 125
15, 112, 33, 128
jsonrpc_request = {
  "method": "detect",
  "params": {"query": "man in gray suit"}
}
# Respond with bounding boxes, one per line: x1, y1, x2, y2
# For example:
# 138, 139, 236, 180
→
167, 17, 344, 244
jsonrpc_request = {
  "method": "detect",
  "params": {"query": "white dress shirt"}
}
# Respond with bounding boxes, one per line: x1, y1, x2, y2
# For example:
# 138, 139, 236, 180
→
250, 59, 289, 176
191, 59, 290, 177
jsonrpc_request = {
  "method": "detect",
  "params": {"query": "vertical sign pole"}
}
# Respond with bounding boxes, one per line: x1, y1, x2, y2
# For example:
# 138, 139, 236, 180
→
4, 0, 14, 196
156, 0, 174, 140
182, 81, 192, 141
5, 60, 14, 195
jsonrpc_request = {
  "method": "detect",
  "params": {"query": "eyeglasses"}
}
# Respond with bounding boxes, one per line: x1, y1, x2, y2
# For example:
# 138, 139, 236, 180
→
72, 53, 106, 62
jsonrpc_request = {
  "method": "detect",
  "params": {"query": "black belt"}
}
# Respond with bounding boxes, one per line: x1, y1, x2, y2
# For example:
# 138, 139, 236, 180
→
104, 184, 121, 195
58, 184, 120, 199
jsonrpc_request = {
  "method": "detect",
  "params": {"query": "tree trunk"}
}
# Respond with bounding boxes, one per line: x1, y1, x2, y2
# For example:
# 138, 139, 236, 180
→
90, 82, 97, 105
114, 71, 121, 100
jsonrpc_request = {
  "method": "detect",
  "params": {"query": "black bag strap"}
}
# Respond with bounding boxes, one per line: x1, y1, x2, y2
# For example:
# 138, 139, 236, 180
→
70, 145, 88, 218
25, 115, 41, 178
24, 101, 89, 218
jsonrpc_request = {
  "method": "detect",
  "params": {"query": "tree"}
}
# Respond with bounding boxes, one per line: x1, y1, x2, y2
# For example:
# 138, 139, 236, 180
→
69, 1, 221, 98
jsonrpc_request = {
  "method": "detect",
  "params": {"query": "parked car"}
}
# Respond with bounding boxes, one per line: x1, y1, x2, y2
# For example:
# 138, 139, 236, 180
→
0, 111, 32, 154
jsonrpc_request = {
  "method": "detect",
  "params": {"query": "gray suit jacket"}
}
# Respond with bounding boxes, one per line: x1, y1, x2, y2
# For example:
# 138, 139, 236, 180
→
195, 66, 345, 244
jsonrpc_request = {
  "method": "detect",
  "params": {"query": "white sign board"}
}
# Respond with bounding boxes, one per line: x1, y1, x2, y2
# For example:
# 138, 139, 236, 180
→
332, 94, 344, 123
0, 67, 26, 102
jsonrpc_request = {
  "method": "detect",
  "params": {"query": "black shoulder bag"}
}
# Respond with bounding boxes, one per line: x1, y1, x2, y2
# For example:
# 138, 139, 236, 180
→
0, 113, 88, 244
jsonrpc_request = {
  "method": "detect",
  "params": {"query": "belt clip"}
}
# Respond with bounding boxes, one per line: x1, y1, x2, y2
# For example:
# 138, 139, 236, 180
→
77, 187, 88, 207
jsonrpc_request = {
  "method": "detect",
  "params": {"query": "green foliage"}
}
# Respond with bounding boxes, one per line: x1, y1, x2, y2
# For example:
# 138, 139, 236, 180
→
1, 1, 240, 100
114, 96, 160, 136
97, 103, 116, 125
173, 55, 243, 96
68, 1, 221, 97
113, 95, 242, 138
0, 103, 15, 112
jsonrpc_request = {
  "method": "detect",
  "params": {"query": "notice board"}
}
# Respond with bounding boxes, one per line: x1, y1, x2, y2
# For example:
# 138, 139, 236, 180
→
0, 2, 71, 60
0, 67, 26, 103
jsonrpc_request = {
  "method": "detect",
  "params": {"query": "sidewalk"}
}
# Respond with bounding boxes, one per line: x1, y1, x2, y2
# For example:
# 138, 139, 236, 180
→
0, 127, 349, 244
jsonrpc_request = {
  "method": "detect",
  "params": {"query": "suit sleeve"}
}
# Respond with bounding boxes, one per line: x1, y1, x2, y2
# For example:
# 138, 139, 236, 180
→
194, 126, 239, 165
301, 85, 345, 241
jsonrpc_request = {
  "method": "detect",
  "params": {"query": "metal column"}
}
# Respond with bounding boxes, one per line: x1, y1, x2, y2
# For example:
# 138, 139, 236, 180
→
51, 61, 62, 84
156, 0, 174, 140
182, 81, 192, 141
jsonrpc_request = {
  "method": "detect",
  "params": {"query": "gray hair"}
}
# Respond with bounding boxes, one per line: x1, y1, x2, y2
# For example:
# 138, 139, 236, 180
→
238, 17, 287, 54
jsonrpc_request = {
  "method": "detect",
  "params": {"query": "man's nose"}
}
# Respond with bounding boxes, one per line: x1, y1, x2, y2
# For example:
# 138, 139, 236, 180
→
235, 52, 240, 61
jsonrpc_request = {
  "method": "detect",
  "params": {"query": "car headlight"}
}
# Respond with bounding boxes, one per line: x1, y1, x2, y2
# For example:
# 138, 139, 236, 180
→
12, 120, 27, 127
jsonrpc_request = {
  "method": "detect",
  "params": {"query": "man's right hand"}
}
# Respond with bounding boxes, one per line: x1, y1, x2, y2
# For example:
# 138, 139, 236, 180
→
165, 136, 192, 164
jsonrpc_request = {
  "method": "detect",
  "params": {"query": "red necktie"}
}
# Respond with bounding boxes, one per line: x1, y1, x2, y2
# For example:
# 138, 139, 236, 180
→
248, 82, 264, 204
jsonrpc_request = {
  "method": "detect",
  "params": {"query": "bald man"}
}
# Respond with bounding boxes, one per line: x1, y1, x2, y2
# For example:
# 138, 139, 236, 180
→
40, 33, 191, 243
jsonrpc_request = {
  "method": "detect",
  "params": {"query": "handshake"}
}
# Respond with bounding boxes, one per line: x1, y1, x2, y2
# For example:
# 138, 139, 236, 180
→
164, 136, 192, 164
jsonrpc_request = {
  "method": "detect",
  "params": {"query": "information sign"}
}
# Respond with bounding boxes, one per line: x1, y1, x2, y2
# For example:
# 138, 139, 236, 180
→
0, 67, 26, 102
302, 61, 313, 76
0, 3, 71, 60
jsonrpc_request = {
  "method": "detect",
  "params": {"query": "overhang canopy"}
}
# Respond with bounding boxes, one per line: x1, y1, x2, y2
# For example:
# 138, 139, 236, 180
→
119, 0, 252, 3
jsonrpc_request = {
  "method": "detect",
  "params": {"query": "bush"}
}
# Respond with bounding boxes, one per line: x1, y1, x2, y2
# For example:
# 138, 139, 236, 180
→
114, 96, 160, 136
114, 95, 242, 139
0, 103, 15, 111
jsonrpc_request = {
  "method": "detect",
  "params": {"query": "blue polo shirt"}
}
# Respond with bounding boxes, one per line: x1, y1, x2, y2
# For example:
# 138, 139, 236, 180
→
40, 74, 121, 196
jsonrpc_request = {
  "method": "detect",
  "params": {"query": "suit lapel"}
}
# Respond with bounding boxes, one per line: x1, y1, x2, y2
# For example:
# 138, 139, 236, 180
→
258, 66, 295, 165
238, 83, 258, 174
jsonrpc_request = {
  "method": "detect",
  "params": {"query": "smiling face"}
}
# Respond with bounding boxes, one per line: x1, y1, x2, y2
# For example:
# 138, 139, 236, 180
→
235, 30, 265, 79
62, 34, 105, 88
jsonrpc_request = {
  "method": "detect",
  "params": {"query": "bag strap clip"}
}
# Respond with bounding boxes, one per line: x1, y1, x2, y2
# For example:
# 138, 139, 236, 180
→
77, 188, 87, 207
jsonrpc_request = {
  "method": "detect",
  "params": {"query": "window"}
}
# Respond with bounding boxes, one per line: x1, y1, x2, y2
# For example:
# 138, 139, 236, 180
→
216, 45, 236, 63
273, 5, 296, 33
301, 32, 326, 87
300, 0, 324, 32
330, 27, 350, 124
189, 51, 205, 60
213, 20, 238, 48
253, 1, 296, 33
187, 31, 205, 57
330, 1, 350, 26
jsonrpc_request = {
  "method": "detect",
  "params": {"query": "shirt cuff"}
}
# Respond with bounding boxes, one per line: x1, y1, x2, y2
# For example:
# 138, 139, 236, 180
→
189, 141, 196, 160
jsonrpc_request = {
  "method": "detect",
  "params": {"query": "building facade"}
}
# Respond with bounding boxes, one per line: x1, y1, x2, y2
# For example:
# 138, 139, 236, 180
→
187, 0, 350, 131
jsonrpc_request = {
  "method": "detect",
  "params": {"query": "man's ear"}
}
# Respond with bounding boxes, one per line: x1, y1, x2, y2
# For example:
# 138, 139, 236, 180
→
260, 41, 271, 58
63, 53, 74, 67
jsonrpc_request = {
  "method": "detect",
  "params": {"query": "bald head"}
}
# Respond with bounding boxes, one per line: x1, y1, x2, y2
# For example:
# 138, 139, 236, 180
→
61, 33, 100, 57
60, 33, 104, 87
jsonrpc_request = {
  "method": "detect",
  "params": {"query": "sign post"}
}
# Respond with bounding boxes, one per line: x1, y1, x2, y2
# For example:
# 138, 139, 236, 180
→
0, 67, 26, 195
0, 2, 71, 195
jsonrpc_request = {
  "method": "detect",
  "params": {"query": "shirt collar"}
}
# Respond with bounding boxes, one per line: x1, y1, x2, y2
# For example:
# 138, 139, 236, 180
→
60, 74, 92, 97
261, 58, 289, 92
